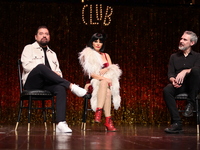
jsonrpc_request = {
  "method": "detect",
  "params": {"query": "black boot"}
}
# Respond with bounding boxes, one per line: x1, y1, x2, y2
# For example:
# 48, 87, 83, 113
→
164, 123, 183, 134
182, 103, 194, 117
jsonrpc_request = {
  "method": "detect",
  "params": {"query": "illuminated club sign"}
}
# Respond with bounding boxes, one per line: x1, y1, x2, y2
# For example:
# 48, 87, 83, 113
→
82, 4, 113, 26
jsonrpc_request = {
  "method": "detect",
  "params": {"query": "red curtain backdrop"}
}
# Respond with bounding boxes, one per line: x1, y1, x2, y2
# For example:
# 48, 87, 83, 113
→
0, 1, 200, 125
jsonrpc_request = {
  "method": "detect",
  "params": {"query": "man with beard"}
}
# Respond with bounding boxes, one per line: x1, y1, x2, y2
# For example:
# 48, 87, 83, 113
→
21, 26, 87, 133
163, 31, 200, 133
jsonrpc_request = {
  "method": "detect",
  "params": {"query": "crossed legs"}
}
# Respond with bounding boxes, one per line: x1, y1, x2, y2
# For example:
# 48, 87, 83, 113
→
95, 79, 116, 131
97, 79, 112, 117
24, 64, 87, 133
163, 66, 200, 133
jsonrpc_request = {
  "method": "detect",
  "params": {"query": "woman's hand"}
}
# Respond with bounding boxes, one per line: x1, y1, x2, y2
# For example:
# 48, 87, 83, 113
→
99, 68, 108, 76
104, 78, 112, 86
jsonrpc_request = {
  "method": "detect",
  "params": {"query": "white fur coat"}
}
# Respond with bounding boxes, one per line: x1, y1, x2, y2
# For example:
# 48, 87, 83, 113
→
79, 47, 122, 111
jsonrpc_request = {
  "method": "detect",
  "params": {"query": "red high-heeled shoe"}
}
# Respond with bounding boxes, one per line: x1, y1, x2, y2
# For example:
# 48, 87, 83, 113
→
95, 107, 103, 123
104, 116, 116, 132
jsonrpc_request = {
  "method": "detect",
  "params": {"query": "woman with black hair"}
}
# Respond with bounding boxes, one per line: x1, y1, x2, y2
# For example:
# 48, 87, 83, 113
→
79, 33, 122, 132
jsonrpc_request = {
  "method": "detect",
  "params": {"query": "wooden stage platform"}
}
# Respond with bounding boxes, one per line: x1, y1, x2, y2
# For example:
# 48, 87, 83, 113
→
0, 124, 199, 150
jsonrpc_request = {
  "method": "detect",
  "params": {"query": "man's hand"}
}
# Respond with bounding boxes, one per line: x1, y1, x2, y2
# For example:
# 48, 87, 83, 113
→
170, 77, 181, 88
170, 69, 191, 88
172, 79, 182, 88
54, 71, 62, 77
175, 69, 191, 85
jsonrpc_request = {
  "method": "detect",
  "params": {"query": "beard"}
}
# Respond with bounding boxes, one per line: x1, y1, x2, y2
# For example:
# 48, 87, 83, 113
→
178, 44, 190, 51
178, 46, 190, 51
37, 38, 49, 47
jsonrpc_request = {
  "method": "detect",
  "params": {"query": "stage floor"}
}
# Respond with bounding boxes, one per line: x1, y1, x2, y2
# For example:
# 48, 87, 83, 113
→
0, 124, 199, 150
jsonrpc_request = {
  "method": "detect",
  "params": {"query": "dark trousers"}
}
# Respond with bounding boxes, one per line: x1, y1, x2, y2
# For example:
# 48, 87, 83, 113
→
163, 67, 200, 124
24, 64, 71, 123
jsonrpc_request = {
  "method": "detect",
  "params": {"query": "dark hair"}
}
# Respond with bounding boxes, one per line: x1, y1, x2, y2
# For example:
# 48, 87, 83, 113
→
35, 26, 49, 35
87, 33, 107, 52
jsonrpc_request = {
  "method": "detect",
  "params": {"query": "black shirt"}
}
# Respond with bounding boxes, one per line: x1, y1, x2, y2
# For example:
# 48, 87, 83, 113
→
168, 50, 200, 79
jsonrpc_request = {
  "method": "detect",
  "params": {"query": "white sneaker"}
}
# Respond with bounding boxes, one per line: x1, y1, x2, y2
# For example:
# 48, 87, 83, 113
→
56, 121, 72, 133
71, 84, 87, 97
